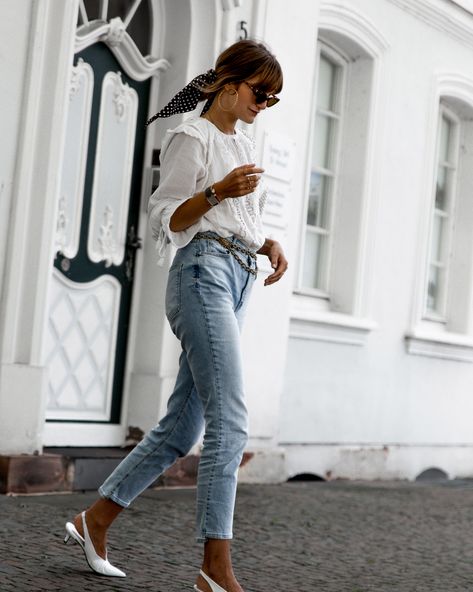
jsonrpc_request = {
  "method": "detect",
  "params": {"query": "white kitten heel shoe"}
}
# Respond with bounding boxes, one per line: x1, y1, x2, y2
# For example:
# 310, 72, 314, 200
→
194, 569, 228, 592
64, 511, 126, 577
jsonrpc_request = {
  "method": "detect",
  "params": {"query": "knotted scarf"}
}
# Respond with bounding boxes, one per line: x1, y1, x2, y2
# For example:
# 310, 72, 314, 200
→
146, 69, 218, 126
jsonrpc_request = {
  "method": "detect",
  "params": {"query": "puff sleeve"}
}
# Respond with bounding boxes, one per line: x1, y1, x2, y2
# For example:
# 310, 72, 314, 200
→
148, 127, 208, 261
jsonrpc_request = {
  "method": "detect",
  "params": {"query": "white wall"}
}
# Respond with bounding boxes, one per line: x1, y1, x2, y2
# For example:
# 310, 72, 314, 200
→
0, 0, 78, 454
280, 0, 473, 480
0, 2, 32, 349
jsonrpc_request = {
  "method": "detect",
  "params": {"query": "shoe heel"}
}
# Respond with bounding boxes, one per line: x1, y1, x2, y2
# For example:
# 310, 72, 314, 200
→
64, 533, 71, 544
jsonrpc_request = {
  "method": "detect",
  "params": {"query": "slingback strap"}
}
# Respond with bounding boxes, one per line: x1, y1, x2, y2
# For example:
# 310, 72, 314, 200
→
199, 570, 228, 592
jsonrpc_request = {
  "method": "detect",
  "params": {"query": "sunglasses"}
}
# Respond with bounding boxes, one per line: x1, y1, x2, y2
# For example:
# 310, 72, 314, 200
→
244, 81, 280, 108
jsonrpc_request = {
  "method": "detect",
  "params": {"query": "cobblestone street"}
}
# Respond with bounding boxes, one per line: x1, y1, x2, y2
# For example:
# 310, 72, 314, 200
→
2, 479, 473, 591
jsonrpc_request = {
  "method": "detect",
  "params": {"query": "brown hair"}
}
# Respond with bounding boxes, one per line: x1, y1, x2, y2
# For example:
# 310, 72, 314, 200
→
202, 39, 283, 102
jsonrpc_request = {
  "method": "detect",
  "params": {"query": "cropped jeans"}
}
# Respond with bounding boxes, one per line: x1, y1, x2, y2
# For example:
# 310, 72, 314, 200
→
99, 232, 257, 542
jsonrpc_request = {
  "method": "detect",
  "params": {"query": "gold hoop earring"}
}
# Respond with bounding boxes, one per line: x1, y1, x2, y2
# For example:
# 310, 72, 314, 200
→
217, 88, 239, 112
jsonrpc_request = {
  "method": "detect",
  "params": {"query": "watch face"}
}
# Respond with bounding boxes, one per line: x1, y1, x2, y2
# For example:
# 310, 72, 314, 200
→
205, 186, 219, 206
206, 194, 219, 206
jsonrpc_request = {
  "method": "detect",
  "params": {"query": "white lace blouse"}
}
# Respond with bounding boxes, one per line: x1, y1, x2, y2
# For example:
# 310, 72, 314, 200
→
148, 117, 267, 261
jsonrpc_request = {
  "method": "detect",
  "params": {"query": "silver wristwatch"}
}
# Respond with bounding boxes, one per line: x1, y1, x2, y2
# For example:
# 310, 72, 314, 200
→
204, 185, 220, 207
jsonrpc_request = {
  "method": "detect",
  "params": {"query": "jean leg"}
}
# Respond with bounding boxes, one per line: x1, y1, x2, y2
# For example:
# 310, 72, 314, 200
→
170, 259, 249, 543
99, 349, 204, 507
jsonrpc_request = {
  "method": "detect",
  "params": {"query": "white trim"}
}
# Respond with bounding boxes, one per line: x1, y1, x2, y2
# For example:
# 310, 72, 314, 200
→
407, 72, 473, 350
100, 0, 109, 21
388, 0, 473, 50
317, 5, 389, 320
75, 18, 170, 81
123, 0, 144, 29
451, 0, 473, 14
298, 42, 347, 294
292, 3, 389, 331
56, 58, 94, 259
1, 0, 79, 367
319, 2, 390, 55
221, 0, 242, 10
87, 72, 138, 267
45, 270, 121, 422
289, 310, 376, 346
405, 329, 473, 363
78, 0, 88, 25
148, 0, 164, 58
423, 104, 460, 319
0, 1, 81, 454
43, 422, 126, 447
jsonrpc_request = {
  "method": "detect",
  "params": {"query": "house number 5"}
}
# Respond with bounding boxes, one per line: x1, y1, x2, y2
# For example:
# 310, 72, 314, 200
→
238, 20, 248, 40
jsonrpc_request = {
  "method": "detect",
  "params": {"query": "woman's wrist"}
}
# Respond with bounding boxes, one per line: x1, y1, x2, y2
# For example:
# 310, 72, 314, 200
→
213, 182, 225, 201
257, 238, 276, 256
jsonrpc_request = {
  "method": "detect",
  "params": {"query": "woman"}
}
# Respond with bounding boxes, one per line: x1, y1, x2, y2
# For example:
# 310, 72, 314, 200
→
64, 39, 287, 592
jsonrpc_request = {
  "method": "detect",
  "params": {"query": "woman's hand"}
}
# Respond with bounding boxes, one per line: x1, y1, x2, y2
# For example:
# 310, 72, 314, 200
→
214, 164, 264, 200
257, 239, 288, 286
169, 163, 263, 232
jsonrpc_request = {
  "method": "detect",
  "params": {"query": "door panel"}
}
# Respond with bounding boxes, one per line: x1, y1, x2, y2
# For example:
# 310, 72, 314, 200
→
55, 58, 94, 260
45, 42, 149, 431
87, 71, 138, 267
45, 270, 121, 421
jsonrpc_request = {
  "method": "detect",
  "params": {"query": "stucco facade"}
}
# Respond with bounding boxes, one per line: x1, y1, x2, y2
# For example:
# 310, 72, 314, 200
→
2, 0, 473, 483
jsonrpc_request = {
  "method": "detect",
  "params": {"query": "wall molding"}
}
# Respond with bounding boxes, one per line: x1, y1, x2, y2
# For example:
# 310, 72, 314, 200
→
310, 3, 390, 322
289, 312, 376, 346
405, 330, 473, 363
319, 2, 390, 57
75, 17, 170, 81
388, 0, 473, 50
407, 71, 473, 346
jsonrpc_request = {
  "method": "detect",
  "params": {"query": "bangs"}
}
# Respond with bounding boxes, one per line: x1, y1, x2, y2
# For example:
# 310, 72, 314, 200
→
203, 39, 283, 99
254, 60, 283, 94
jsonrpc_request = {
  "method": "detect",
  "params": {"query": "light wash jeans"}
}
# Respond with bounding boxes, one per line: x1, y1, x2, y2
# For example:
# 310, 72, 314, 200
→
99, 232, 257, 543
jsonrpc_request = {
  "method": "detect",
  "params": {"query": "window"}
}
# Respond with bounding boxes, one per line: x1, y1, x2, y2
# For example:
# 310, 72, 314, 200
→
79, 0, 152, 55
290, 8, 388, 345
407, 87, 473, 361
425, 106, 459, 319
301, 49, 345, 293
294, 33, 379, 320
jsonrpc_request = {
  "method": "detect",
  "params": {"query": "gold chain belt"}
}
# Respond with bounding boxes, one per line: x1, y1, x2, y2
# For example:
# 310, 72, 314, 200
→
194, 232, 258, 277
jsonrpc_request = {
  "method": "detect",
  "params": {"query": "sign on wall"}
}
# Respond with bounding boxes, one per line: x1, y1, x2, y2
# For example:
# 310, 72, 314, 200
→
261, 131, 296, 230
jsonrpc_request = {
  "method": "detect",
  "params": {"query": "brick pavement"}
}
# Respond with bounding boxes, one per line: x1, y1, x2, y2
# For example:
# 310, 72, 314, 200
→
1, 480, 473, 591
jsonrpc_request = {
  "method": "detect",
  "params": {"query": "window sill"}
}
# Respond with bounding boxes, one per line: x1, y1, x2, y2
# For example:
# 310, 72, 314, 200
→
289, 305, 377, 346
293, 287, 330, 301
405, 328, 473, 362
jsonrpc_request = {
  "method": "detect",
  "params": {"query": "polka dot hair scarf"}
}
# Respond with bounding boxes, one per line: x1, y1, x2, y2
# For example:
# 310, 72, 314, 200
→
146, 68, 217, 126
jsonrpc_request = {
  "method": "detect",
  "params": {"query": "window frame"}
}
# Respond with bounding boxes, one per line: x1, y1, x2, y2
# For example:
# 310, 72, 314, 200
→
296, 41, 348, 300
405, 78, 473, 363
423, 103, 460, 323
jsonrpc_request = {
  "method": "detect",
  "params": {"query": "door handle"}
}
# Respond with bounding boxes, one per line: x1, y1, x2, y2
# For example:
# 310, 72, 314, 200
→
126, 225, 143, 250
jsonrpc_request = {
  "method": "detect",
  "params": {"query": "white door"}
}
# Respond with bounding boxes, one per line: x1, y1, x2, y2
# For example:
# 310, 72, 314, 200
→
43, 0, 167, 446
